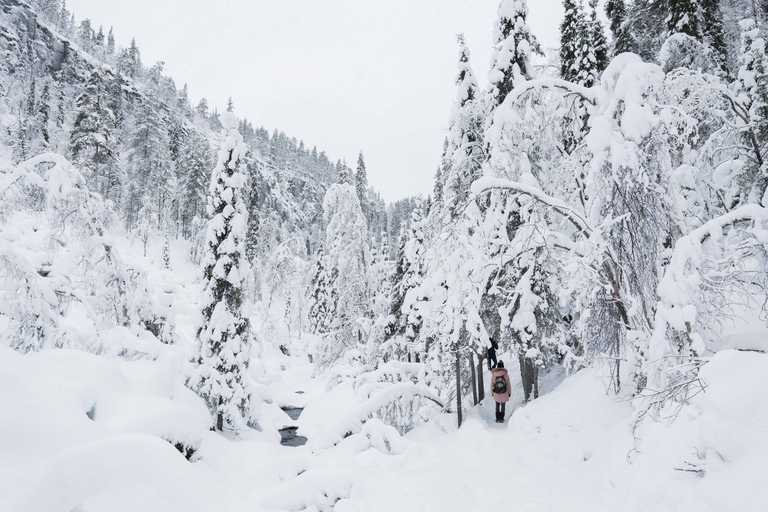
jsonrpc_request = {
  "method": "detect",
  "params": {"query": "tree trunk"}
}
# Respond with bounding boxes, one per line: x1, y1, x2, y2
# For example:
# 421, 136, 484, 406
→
216, 396, 224, 431
470, 353, 478, 406
476, 352, 485, 403
519, 353, 532, 402
533, 364, 539, 400
455, 344, 462, 428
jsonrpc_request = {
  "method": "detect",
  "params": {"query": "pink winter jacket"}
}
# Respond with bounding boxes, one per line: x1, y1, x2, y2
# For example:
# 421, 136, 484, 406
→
490, 368, 512, 403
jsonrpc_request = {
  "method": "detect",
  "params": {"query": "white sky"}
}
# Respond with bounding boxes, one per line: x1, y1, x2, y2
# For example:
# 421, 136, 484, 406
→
67, 0, 564, 202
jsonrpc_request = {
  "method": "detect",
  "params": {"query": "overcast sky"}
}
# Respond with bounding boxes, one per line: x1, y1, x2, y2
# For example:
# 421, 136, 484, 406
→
67, 0, 563, 202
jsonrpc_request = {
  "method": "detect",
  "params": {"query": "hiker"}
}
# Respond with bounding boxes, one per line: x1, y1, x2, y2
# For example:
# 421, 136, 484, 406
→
491, 360, 512, 423
487, 337, 498, 370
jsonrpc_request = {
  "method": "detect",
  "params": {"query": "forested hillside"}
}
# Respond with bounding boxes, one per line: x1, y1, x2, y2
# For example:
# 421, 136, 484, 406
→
1, 0, 767, 510
0, 0, 420, 355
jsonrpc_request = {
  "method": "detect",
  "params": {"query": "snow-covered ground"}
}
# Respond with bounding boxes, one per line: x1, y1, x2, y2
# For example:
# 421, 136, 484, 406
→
1, 239, 766, 512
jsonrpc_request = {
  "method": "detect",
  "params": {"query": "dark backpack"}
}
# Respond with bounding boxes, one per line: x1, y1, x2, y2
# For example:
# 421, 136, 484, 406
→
493, 374, 507, 395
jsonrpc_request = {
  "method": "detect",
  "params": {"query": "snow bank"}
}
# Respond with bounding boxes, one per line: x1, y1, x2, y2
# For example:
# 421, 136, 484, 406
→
1, 434, 225, 512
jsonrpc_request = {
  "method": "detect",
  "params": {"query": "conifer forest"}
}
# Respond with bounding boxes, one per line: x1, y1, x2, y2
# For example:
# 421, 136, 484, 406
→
0, 0, 767, 510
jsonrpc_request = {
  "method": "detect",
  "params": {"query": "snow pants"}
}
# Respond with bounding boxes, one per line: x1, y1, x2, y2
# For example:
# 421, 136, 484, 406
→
495, 401, 506, 422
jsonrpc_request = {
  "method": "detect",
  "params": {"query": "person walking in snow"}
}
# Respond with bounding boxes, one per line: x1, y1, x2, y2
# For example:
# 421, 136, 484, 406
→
487, 337, 498, 370
491, 360, 512, 423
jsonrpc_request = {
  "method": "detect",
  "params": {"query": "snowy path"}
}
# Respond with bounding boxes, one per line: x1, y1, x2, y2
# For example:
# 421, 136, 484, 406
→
246, 357, 626, 511
254, 354, 765, 512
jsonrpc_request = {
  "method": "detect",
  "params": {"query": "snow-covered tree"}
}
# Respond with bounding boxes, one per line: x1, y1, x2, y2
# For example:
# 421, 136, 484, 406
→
315, 166, 370, 368
737, 18, 768, 147
560, 0, 587, 83
355, 152, 370, 221
107, 26, 115, 54
488, 0, 540, 109
69, 70, 117, 198
605, 0, 632, 55
188, 113, 252, 432
178, 129, 212, 235
444, 34, 484, 216
667, 0, 701, 39
307, 248, 337, 336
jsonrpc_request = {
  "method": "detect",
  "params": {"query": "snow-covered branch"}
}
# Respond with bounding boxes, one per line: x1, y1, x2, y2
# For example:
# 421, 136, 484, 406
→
471, 176, 593, 237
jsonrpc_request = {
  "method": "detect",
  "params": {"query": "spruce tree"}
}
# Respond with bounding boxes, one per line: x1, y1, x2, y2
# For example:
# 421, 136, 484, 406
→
12, 118, 29, 165
56, 0, 71, 34
445, 35, 483, 215
433, 165, 444, 207
37, 83, 51, 144
587, 0, 609, 84
560, 0, 587, 83
386, 226, 409, 344
737, 18, 768, 168
128, 92, 170, 224
245, 166, 260, 262
107, 27, 115, 55
95, 25, 105, 47
189, 113, 252, 432
196, 98, 209, 118
605, 0, 632, 55
488, 0, 540, 108
666, 0, 701, 39
307, 248, 336, 335
179, 130, 212, 233
355, 152, 369, 220
701, 0, 728, 75
162, 235, 171, 270
69, 70, 116, 195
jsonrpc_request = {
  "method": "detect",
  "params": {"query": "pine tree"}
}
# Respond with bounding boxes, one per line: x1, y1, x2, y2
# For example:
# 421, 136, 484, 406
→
227, 97, 234, 112
605, 0, 632, 55
355, 152, 369, 220
189, 113, 252, 432
488, 0, 540, 108
69, 70, 116, 195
